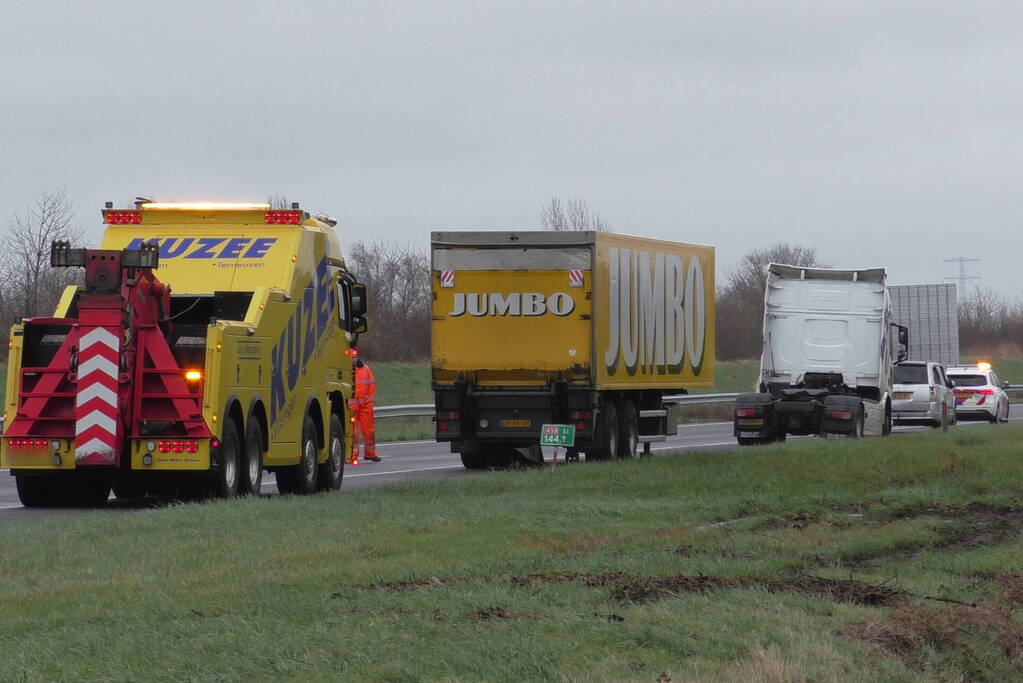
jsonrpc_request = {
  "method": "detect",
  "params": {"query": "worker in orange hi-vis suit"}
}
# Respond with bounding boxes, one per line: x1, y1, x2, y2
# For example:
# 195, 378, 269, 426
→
349, 349, 380, 462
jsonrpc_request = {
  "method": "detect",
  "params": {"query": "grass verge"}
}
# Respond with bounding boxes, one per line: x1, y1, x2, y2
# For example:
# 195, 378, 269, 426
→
2, 426, 1023, 680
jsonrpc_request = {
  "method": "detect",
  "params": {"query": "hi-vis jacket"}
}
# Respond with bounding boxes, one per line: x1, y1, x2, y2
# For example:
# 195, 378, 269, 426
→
353, 364, 376, 408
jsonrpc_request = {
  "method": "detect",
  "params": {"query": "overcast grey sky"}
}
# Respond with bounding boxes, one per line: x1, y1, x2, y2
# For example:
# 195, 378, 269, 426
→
2, 1, 1021, 295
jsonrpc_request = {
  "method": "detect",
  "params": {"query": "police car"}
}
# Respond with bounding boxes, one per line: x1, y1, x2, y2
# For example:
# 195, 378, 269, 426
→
946, 362, 1010, 423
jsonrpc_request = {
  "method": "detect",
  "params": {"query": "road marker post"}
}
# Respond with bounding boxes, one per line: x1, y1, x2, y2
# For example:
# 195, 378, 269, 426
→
540, 424, 576, 472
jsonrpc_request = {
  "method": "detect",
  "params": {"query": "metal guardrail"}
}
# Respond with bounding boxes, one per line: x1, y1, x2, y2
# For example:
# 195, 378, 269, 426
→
375, 386, 1023, 419
375, 394, 741, 419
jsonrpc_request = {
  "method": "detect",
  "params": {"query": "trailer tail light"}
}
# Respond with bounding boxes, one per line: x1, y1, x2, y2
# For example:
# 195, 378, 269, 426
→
828, 410, 854, 420
265, 210, 302, 224
437, 422, 449, 432
436, 411, 460, 421
104, 210, 142, 224
184, 370, 202, 382
157, 440, 200, 453
735, 408, 760, 418
7, 439, 49, 447
568, 410, 591, 420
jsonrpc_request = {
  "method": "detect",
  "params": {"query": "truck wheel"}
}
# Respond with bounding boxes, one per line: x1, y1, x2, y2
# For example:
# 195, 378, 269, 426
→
616, 401, 639, 459
850, 409, 865, 438
239, 419, 264, 496
882, 403, 892, 436
278, 415, 319, 495
317, 414, 345, 492
15, 475, 52, 507
587, 402, 618, 462
213, 419, 241, 499
460, 451, 488, 469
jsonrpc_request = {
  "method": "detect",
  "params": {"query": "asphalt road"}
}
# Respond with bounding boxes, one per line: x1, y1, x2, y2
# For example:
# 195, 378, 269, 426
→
2, 416, 1018, 522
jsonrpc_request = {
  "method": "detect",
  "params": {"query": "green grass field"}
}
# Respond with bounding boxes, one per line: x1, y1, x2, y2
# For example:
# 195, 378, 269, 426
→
2, 427, 1022, 680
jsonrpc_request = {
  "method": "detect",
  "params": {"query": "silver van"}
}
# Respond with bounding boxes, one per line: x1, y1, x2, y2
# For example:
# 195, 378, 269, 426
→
892, 361, 956, 428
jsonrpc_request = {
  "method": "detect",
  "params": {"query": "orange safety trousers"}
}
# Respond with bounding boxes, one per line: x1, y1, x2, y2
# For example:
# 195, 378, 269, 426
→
352, 403, 376, 460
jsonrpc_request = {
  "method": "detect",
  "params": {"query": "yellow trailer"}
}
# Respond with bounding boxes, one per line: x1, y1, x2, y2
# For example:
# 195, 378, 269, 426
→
432, 231, 714, 467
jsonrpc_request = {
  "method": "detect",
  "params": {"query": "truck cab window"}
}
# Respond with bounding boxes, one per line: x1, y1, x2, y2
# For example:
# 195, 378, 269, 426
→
337, 280, 351, 331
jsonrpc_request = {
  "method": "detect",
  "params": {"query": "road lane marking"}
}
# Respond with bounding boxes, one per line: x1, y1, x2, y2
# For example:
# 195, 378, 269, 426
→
346, 464, 465, 477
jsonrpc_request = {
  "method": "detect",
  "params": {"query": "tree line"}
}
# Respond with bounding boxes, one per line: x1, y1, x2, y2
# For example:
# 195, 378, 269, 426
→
2, 193, 1019, 364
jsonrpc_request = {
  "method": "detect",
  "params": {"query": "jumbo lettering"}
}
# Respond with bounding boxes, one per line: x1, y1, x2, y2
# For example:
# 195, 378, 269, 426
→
448, 292, 576, 317
124, 237, 278, 259
604, 247, 705, 376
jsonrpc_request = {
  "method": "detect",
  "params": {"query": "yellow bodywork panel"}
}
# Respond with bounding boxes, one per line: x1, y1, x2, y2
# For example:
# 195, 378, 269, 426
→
433, 270, 592, 386
593, 233, 715, 389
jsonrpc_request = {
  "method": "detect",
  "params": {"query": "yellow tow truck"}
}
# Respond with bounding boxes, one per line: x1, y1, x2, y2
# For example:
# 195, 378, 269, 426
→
2, 201, 367, 505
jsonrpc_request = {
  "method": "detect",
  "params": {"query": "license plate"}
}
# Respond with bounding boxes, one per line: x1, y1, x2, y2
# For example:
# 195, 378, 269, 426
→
955, 392, 973, 400
737, 418, 763, 426
739, 431, 760, 437
501, 419, 532, 428
893, 392, 911, 400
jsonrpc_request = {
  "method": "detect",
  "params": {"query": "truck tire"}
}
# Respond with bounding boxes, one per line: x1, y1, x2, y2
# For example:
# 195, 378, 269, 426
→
316, 414, 345, 492
882, 402, 893, 436
460, 451, 488, 469
15, 475, 52, 507
587, 402, 618, 462
277, 415, 319, 495
239, 419, 264, 496
213, 419, 241, 499
850, 408, 865, 438
616, 400, 639, 459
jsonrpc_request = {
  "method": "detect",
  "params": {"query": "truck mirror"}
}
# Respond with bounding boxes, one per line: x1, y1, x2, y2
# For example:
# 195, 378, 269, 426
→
350, 283, 368, 318
896, 348, 908, 363
897, 325, 909, 347
353, 315, 368, 334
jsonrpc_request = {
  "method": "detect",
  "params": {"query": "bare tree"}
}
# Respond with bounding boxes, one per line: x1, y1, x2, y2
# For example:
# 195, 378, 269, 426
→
2, 191, 84, 324
540, 197, 611, 232
346, 240, 431, 361
717, 243, 828, 360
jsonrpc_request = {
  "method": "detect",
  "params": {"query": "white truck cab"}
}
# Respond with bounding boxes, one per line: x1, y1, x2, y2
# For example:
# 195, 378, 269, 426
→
734, 264, 907, 444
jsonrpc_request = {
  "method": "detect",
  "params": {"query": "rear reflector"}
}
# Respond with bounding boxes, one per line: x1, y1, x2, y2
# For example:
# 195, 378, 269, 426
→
436, 411, 459, 421
265, 210, 302, 224
735, 408, 759, 418
568, 410, 592, 420
104, 211, 142, 224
